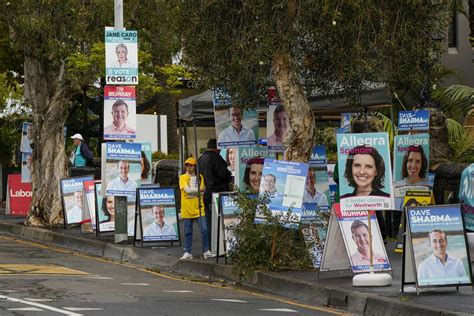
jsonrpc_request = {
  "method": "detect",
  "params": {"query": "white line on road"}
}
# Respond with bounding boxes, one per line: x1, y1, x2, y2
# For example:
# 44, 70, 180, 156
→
211, 298, 247, 303
259, 308, 298, 313
120, 283, 150, 286
63, 307, 104, 311
25, 298, 54, 302
163, 290, 193, 293
85, 276, 113, 280
8, 307, 44, 311
0, 295, 83, 316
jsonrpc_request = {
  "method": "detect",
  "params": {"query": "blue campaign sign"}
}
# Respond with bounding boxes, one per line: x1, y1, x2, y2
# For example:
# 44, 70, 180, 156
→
105, 142, 142, 197
398, 110, 430, 131
105, 29, 139, 85
309, 145, 327, 167
406, 205, 472, 287
138, 188, 179, 242
258, 158, 309, 220
60, 175, 94, 195
459, 164, 474, 231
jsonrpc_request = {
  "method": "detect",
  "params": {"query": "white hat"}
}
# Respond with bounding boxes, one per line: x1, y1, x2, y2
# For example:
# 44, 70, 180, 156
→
70, 133, 83, 141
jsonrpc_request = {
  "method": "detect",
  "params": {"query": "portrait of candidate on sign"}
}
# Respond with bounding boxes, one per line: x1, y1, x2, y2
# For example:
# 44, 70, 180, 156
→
60, 175, 94, 225
103, 91, 137, 140
104, 142, 141, 197
141, 205, 178, 241
407, 205, 472, 287
214, 105, 258, 148
20, 122, 33, 153
267, 103, 290, 152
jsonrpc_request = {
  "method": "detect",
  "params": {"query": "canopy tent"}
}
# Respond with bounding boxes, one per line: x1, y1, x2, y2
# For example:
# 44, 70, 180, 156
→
178, 86, 393, 123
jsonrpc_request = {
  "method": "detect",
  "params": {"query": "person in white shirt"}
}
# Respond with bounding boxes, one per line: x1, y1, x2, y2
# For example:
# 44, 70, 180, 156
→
267, 104, 290, 148
418, 229, 468, 283
349, 220, 387, 267
303, 170, 329, 207
21, 154, 33, 183
218, 106, 255, 144
143, 205, 177, 239
20, 123, 33, 153
107, 160, 137, 194
67, 190, 83, 224
111, 43, 136, 68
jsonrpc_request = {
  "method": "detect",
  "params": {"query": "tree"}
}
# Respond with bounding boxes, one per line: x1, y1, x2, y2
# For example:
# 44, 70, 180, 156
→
176, 1, 453, 161
0, 1, 182, 227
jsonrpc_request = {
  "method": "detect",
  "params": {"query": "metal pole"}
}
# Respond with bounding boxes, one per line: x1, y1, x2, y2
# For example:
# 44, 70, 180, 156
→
113, 0, 128, 243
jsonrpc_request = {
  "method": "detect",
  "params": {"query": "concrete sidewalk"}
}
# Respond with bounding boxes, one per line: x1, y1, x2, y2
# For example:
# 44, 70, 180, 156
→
0, 214, 472, 316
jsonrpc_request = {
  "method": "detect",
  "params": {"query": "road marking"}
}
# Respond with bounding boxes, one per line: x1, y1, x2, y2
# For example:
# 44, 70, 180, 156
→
0, 236, 346, 315
211, 298, 247, 303
64, 307, 104, 311
25, 298, 54, 302
0, 295, 82, 316
259, 308, 298, 313
163, 290, 193, 293
85, 276, 113, 280
0, 264, 88, 276
120, 283, 150, 286
8, 307, 44, 311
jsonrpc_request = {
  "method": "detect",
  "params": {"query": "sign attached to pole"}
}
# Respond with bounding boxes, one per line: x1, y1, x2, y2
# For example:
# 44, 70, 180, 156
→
105, 28, 138, 85
103, 86, 137, 140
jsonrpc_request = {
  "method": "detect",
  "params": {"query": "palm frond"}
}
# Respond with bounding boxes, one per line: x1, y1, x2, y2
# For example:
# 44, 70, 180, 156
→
432, 85, 474, 119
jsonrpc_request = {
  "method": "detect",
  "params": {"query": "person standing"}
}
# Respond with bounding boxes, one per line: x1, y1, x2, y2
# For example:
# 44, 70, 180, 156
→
198, 139, 232, 246
70, 134, 93, 167
179, 157, 211, 260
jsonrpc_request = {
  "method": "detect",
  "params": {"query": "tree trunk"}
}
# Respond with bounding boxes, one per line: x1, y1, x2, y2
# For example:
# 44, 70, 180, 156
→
24, 57, 69, 227
272, 51, 315, 162
429, 108, 451, 167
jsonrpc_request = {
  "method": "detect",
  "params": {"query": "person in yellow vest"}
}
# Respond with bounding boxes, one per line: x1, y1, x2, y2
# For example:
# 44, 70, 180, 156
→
179, 157, 212, 260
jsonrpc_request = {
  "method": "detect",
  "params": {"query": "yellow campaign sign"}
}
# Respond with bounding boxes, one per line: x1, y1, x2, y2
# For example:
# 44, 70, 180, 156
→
0, 264, 89, 275
403, 190, 435, 208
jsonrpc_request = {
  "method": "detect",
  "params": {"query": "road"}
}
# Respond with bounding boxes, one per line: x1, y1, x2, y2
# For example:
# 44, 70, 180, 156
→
0, 236, 348, 315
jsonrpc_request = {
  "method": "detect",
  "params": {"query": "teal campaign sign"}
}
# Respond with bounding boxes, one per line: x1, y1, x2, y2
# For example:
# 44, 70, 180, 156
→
459, 164, 474, 231
105, 29, 138, 85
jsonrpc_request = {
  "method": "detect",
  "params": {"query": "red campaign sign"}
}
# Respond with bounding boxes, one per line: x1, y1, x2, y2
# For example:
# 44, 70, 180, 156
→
104, 86, 136, 99
7, 174, 31, 216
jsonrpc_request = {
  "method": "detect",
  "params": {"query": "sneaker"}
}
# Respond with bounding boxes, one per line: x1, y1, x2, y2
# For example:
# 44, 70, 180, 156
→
180, 252, 193, 260
203, 250, 212, 260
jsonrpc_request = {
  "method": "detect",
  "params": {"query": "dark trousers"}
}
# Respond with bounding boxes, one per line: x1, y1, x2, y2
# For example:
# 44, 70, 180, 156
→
204, 202, 212, 247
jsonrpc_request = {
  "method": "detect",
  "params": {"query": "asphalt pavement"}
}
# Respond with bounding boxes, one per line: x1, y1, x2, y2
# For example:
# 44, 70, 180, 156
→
0, 212, 473, 315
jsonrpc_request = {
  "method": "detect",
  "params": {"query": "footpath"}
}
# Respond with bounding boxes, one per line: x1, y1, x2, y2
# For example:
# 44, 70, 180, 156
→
0, 214, 473, 316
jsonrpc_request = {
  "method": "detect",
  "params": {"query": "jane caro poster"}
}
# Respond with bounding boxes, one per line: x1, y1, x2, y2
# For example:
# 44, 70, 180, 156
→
336, 133, 394, 211
407, 205, 472, 287
103, 142, 141, 197
105, 28, 138, 85
103, 86, 137, 140
336, 208, 391, 273
139, 188, 179, 242
234, 146, 276, 191
213, 89, 258, 148
60, 175, 94, 225
393, 134, 430, 198
257, 158, 308, 222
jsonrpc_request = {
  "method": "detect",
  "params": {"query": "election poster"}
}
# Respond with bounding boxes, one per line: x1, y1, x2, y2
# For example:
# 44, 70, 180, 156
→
60, 175, 94, 225
234, 146, 276, 191
301, 203, 329, 268
398, 110, 430, 132
94, 182, 115, 233
340, 113, 353, 134
213, 88, 258, 148
257, 159, 308, 223
137, 142, 153, 186
393, 134, 431, 198
335, 207, 391, 274
102, 142, 141, 197
21, 153, 32, 183
6, 174, 31, 217
20, 122, 33, 153
336, 133, 394, 211
406, 205, 472, 287
458, 164, 474, 231
138, 188, 179, 242
306, 145, 330, 211
105, 28, 138, 85
84, 180, 97, 230
267, 87, 289, 152
103, 86, 137, 140
219, 193, 240, 253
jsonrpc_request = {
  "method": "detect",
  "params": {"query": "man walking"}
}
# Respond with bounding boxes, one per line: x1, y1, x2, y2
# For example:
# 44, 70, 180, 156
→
198, 139, 232, 246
